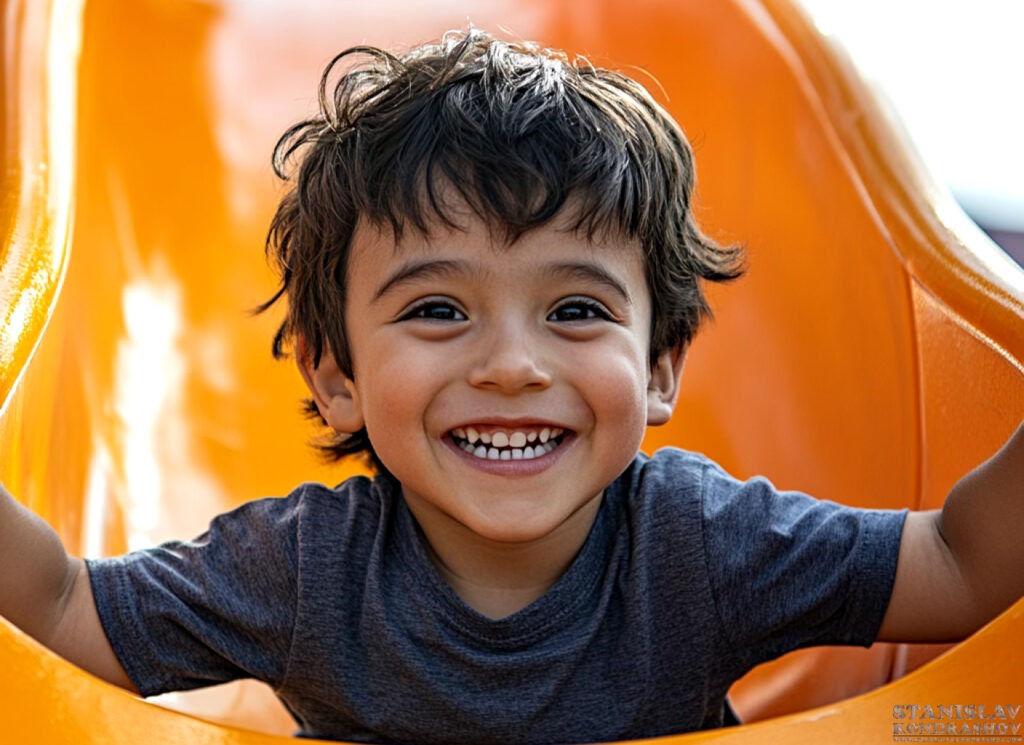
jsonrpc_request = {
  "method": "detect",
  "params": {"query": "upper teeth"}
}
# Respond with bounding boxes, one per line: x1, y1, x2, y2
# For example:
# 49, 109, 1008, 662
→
454, 426, 563, 446
450, 426, 566, 461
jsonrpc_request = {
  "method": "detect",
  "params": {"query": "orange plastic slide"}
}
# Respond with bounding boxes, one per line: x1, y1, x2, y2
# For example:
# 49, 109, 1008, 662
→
1, 0, 1022, 742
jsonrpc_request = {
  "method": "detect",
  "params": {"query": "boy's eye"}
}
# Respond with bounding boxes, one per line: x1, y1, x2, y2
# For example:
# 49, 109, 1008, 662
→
547, 298, 613, 323
400, 301, 467, 322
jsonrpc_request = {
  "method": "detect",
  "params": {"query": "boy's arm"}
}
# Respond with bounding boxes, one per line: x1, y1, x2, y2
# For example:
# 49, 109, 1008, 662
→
0, 483, 136, 691
878, 422, 1024, 642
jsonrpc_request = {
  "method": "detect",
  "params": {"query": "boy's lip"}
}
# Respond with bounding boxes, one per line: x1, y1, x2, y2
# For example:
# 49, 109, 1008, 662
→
443, 428, 576, 476
443, 417, 576, 475
447, 416, 572, 431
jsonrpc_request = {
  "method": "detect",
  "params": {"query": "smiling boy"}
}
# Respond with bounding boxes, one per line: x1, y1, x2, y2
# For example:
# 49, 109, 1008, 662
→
1, 27, 1023, 745
310, 213, 665, 618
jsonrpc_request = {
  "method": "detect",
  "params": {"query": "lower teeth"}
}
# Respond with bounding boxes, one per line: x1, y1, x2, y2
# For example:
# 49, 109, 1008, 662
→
456, 438, 560, 461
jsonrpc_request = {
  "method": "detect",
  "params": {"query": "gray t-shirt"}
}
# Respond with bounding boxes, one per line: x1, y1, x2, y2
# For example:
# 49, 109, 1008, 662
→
86, 448, 905, 744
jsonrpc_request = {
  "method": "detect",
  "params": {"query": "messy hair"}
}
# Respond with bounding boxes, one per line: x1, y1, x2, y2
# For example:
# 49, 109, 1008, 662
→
258, 28, 744, 466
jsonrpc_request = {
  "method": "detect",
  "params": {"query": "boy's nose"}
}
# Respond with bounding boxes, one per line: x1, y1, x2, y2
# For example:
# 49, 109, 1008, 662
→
467, 327, 552, 393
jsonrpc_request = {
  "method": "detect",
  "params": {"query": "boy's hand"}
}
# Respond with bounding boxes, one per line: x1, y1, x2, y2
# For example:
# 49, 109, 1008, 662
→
878, 423, 1024, 642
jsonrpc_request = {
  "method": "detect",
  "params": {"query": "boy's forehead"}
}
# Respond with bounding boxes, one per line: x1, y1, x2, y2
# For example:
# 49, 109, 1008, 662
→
348, 211, 650, 314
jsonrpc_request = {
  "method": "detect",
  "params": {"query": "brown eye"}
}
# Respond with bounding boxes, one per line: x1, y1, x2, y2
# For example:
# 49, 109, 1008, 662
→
401, 301, 466, 322
548, 299, 611, 322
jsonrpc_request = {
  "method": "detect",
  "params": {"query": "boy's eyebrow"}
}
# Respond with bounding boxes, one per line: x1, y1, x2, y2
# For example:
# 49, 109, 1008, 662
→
371, 258, 633, 305
543, 261, 633, 305
372, 259, 469, 302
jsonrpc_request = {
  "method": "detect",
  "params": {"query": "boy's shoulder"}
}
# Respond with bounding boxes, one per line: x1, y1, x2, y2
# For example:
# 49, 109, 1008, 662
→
621, 448, 906, 662
609, 447, 737, 544
238, 473, 393, 523
280, 473, 387, 514
629, 446, 722, 477
618, 446, 904, 546
179, 474, 400, 567
625, 445, 834, 510
617, 446, 739, 509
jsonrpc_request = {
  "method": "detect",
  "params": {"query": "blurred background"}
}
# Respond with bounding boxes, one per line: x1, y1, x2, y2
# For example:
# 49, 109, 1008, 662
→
802, 0, 1024, 267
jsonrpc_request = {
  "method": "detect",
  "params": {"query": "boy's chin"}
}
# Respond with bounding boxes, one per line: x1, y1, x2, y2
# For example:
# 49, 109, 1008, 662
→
402, 481, 604, 546
467, 508, 587, 544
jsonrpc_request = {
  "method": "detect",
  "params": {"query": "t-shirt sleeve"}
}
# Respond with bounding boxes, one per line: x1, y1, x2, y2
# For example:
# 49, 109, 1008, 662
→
698, 460, 907, 671
85, 493, 302, 697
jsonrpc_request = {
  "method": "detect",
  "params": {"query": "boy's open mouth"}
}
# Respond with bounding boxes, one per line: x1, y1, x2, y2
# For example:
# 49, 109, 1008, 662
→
448, 426, 568, 461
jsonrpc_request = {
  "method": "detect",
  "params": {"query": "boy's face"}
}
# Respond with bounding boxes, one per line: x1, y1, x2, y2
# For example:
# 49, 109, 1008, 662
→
301, 209, 682, 548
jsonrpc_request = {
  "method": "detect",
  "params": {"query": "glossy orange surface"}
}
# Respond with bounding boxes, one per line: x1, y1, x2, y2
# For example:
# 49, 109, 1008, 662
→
0, 0, 77, 416
1, 0, 1022, 742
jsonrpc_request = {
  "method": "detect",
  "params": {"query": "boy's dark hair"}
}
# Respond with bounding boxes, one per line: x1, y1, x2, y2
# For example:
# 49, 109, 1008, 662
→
258, 28, 744, 467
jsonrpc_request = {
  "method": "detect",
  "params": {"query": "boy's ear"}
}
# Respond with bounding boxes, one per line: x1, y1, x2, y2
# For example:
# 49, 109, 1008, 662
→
647, 344, 686, 426
296, 338, 365, 434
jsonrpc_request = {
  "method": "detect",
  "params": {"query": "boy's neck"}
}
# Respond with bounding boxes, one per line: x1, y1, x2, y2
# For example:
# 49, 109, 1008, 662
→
404, 490, 604, 620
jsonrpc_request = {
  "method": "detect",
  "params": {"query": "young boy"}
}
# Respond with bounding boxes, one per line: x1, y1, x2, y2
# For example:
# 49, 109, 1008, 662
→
1, 28, 1022, 745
